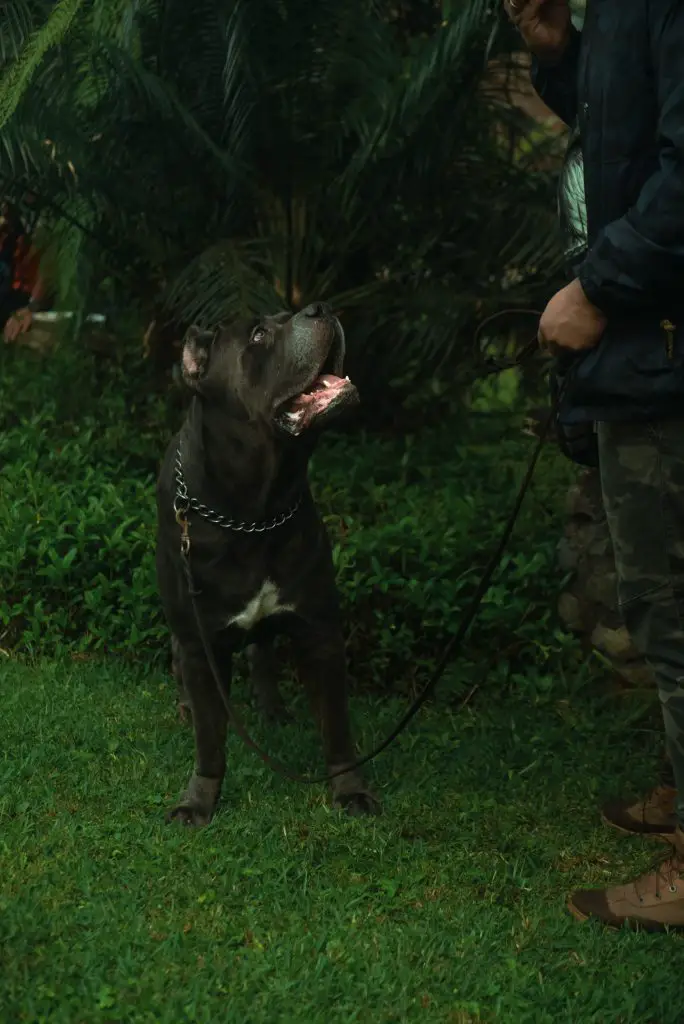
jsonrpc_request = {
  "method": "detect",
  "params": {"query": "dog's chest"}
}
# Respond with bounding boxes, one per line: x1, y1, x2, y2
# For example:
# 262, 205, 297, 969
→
226, 579, 295, 631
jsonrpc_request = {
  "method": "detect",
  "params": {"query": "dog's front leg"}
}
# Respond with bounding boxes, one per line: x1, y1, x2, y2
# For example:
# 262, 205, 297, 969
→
167, 641, 230, 827
171, 633, 192, 724
293, 625, 380, 817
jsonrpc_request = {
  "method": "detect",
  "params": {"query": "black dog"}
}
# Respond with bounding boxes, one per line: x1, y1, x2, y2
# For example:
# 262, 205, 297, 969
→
156, 303, 380, 825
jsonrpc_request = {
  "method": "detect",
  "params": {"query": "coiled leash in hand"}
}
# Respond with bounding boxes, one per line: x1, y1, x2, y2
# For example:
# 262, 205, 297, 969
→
175, 310, 571, 784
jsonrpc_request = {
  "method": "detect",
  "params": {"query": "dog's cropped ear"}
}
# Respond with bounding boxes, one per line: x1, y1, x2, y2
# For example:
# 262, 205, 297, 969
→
181, 325, 215, 386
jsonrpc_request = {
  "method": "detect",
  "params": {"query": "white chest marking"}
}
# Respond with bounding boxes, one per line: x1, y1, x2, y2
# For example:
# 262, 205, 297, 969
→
227, 580, 295, 631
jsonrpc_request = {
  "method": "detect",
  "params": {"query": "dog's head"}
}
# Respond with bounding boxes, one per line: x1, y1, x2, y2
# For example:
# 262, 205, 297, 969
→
180, 302, 358, 435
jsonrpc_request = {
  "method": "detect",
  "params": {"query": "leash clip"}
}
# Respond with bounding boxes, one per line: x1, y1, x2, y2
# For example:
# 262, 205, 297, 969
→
173, 493, 191, 556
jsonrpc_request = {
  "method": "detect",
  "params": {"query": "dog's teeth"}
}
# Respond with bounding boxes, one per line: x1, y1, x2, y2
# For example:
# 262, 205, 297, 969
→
322, 379, 331, 388
286, 410, 303, 420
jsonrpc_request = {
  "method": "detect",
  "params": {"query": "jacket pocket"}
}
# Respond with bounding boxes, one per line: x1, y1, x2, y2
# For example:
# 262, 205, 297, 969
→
568, 319, 684, 411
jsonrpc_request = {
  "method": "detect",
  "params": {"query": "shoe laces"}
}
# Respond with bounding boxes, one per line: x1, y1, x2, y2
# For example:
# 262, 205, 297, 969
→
641, 784, 670, 820
633, 848, 683, 903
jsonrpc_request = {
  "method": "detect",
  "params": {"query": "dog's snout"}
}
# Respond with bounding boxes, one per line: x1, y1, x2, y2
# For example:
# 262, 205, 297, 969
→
302, 301, 331, 319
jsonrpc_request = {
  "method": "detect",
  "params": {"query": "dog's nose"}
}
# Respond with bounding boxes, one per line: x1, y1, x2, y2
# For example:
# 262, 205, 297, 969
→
302, 301, 331, 319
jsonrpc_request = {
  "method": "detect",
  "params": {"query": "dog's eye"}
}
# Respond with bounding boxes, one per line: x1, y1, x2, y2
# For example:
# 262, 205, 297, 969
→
250, 327, 267, 345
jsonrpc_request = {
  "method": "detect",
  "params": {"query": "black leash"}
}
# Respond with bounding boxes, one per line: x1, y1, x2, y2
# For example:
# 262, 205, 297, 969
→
175, 311, 566, 784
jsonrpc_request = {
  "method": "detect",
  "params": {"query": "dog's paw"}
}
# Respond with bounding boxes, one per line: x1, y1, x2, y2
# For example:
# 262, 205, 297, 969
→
165, 773, 221, 827
337, 790, 382, 817
165, 802, 213, 827
332, 773, 382, 817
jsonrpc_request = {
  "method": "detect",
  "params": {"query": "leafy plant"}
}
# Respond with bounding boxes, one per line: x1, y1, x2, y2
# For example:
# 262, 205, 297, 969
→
0, 0, 565, 397
0, 342, 576, 693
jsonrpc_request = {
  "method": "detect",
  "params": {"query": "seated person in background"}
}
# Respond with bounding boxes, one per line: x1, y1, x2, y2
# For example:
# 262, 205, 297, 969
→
0, 195, 49, 342
0, 201, 24, 324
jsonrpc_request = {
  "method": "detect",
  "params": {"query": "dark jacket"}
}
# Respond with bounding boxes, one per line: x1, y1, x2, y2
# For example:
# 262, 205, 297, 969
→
531, 1, 684, 423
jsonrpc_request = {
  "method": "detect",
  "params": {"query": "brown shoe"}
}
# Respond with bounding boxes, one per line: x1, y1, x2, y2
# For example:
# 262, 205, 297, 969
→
601, 784, 677, 838
568, 828, 684, 931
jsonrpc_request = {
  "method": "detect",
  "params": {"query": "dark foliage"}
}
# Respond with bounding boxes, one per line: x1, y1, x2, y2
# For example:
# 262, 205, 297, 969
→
0, 0, 565, 395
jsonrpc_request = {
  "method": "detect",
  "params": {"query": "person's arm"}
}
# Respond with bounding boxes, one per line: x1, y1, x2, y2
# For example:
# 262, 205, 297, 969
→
529, 23, 581, 127
577, 5, 684, 315
3, 244, 47, 342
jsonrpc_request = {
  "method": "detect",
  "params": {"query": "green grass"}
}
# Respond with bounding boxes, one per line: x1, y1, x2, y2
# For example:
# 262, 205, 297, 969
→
2, 655, 683, 1024
1, 343, 682, 1020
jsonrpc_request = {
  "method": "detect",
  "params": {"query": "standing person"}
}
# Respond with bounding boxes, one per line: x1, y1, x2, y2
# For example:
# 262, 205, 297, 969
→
506, 0, 684, 930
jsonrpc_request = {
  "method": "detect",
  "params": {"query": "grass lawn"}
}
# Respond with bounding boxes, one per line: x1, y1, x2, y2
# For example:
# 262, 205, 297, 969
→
2, 345, 682, 1020
2, 655, 683, 1024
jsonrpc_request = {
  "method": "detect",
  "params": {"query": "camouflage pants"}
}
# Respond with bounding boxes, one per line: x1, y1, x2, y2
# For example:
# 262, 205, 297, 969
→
598, 420, 684, 827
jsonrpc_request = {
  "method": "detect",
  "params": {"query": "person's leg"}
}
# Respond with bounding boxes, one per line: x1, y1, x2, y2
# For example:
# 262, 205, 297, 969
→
569, 419, 684, 929
599, 420, 684, 824
601, 749, 676, 837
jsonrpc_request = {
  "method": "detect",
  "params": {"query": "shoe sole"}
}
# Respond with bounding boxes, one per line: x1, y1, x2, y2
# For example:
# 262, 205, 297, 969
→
600, 811, 676, 841
566, 899, 594, 925
566, 898, 683, 932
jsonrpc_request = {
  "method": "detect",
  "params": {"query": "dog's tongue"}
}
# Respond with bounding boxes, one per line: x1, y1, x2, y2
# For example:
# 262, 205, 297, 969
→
278, 373, 359, 435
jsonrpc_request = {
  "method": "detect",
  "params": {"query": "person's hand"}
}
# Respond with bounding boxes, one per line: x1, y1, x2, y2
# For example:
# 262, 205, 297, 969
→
538, 279, 607, 353
503, 0, 572, 63
3, 307, 33, 343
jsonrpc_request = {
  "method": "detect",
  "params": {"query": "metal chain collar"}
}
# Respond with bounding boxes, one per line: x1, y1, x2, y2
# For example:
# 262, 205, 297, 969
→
173, 449, 302, 534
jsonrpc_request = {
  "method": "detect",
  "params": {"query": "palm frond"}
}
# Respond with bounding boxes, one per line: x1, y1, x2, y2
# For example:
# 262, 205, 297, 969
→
165, 240, 285, 326
0, 0, 565, 395
90, 36, 245, 180
0, 0, 86, 128
0, 0, 38, 67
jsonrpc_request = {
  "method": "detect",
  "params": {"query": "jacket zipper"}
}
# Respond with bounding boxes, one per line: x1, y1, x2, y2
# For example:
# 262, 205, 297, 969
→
661, 319, 676, 360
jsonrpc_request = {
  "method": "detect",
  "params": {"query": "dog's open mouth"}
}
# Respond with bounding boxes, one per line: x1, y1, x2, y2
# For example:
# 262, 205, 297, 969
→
277, 371, 359, 436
